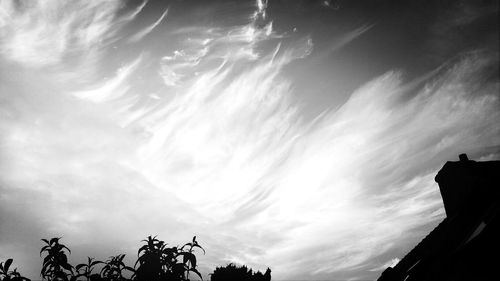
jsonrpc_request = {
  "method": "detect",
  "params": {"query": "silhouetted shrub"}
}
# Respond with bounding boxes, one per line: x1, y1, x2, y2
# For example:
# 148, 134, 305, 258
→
0, 259, 30, 281
4, 237, 272, 281
39, 236, 204, 281
75, 258, 103, 281
133, 235, 204, 281
210, 264, 271, 281
40, 238, 74, 281
100, 254, 133, 281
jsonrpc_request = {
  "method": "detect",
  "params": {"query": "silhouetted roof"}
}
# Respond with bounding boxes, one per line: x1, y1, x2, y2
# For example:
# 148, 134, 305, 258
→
377, 154, 500, 281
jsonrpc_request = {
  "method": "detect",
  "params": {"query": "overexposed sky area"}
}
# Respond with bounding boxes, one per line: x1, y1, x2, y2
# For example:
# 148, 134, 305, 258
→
0, 0, 499, 280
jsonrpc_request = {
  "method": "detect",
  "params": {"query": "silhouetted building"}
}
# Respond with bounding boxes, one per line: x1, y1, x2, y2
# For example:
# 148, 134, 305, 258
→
377, 154, 500, 281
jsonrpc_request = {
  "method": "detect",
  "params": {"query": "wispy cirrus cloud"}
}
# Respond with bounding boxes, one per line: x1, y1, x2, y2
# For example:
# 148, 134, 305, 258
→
128, 6, 168, 43
0, 0, 131, 67
0, 1, 498, 280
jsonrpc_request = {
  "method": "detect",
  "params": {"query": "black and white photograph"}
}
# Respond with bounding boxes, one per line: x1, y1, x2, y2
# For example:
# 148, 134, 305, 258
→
0, 0, 499, 280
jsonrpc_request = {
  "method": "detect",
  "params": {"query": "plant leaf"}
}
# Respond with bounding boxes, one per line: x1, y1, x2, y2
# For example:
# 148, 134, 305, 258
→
123, 266, 135, 273
189, 267, 203, 280
40, 246, 50, 257
42, 255, 51, 267
192, 244, 206, 254
49, 237, 60, 246
5, 259, 13, 272
90, 260, 103, 267
62, 262, 73, 273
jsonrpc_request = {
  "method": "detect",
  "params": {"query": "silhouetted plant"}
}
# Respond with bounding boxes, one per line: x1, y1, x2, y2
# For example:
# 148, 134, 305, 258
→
100, 255, 134, 281
33, 235, 255, 281
75, 258, 103, 281
0, 259, 30, 281
40, 238, 74, 281
210, 264, 271, 281
177, 236, 205, 281
133, 236, 166, 281
134, 235, 204, 281
210, 264, 252, 281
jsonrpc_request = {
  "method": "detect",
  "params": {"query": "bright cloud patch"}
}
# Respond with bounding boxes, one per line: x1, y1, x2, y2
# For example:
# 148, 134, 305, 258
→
0, 0, 498, 280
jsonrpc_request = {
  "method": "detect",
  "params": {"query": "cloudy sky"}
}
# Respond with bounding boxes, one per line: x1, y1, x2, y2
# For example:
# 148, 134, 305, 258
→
0, 0, 498, 280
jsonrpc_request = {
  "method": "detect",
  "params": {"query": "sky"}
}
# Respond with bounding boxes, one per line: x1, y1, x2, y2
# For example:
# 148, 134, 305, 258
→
0, 0, 499, 280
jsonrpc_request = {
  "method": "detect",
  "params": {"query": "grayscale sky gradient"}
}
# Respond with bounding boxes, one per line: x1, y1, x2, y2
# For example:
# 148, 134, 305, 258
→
0, 0, 499, 280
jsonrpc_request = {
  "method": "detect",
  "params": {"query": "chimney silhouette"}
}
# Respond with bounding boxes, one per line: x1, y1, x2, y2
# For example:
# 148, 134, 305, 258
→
435, 154, 475, 216
459, 153, 469, 162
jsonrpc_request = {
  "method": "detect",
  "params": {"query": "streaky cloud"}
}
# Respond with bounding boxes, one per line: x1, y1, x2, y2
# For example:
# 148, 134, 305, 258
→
329, 24, 373, 52
0, 0, 144, 68
0, 1, 498, 280
128, 7, 168, 43
72, 55, 143, 103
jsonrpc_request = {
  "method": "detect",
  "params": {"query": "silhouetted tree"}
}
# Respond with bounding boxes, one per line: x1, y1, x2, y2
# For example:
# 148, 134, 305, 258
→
263, 268, 271, 281
210, 264, 271, 281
